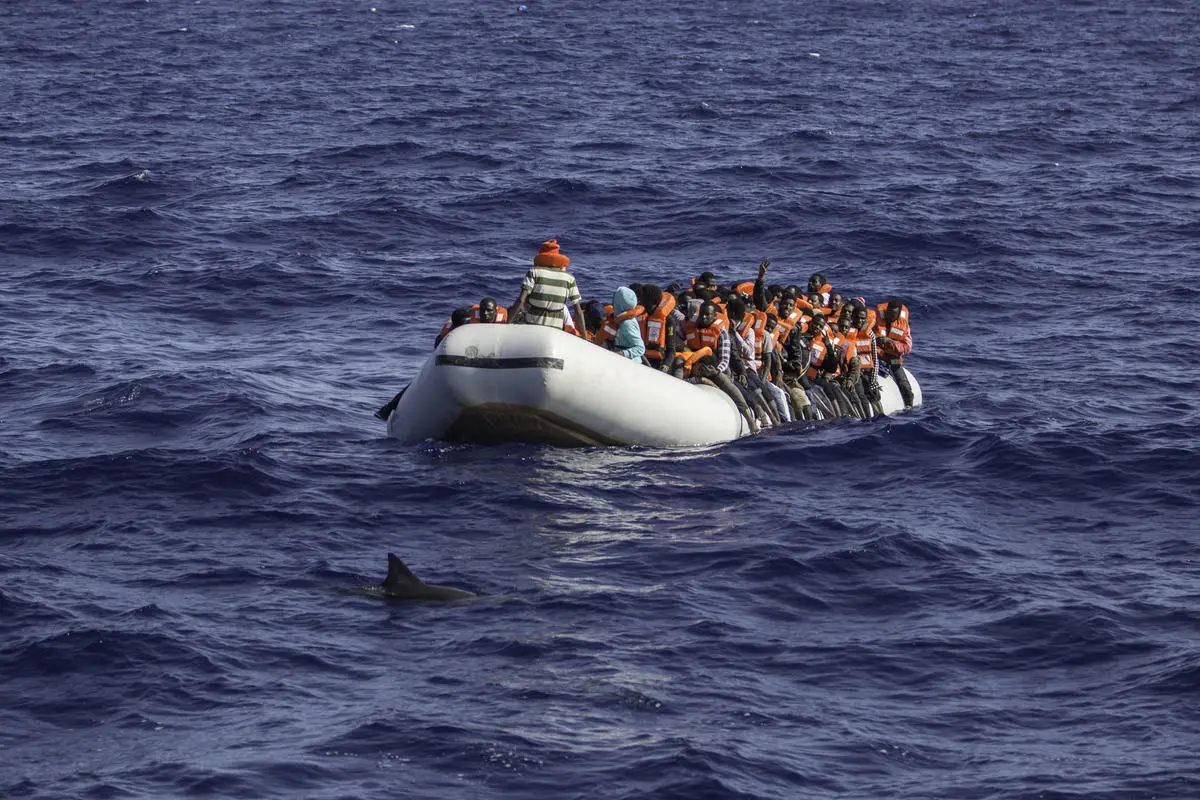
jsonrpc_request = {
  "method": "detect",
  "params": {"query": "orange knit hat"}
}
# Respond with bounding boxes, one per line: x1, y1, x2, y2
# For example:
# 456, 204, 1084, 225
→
533, 239, 570, 269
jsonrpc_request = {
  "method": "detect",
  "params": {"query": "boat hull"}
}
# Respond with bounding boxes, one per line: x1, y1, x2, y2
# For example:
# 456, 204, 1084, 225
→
385, 325, 920, 447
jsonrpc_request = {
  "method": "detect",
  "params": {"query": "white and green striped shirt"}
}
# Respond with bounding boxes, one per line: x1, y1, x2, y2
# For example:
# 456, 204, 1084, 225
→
520, 266, 581, 327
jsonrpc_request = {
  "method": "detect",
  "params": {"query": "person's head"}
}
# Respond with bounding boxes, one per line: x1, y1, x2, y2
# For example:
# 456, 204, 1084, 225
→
808, 273, 826, 293
697, 300, 717, 329
764, 313, 778, 332
583, 300, 606, 333
694, 285, 714, 302
638, 283, 663, 311
533, 238, 569, 268
478, 297, 498, 323
852, 303, 869, 330
778, 294, 795, 316
884, 298, 904, 324
767, 284, 784, 301
451, 307, 472, 328
829, 291, 844, 309
837, 310, 853, 332
726, 297, 746, 323
613, 285, 638, 315
809, 311, 826, 334
807, 291, 824, 308
696, 271, 716, 290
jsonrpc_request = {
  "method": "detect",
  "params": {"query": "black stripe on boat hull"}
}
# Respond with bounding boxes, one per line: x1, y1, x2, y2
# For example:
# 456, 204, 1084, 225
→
436, 355, 564, 370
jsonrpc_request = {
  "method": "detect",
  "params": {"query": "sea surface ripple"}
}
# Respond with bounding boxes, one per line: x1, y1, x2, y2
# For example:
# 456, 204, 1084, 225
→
2, 0, 1199, 798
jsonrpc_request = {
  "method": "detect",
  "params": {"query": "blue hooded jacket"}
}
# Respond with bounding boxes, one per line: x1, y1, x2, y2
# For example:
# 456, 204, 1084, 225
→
612, 286, 646, 361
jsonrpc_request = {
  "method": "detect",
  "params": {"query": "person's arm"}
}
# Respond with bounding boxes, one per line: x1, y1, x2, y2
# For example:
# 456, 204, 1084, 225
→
511, 269, 537, 321
716, 330, 731, 374
660, 313, 678, 370
571, 303, 587, 339
509, 288, 529, 321
753, 259, 770, 312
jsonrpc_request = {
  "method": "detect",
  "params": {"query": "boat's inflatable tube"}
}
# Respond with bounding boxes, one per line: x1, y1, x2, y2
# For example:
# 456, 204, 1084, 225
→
385, 325, 920, 447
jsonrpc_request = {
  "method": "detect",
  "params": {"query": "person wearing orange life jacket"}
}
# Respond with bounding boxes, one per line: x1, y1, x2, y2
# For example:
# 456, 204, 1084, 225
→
674, 300, 759, 433
727, 298, 793, 424
578, 299, 607, 341
757, 312, 814, 421
833, 310, 872, 418
605, 286, 646, 361
804, 312, 858, 418
635, 284, 681, 371
845, 300, 884, 417
769, 291, 805, 346
826, 291, 846, 324
436, 297, 508, 341
470, 297, 508, 324
510, 239, 587, 336
673, 300, 730, 377
874, 297, 915, 408
589, 303, 617, 347
806, 290, 832, 319
807, 272, 833, 306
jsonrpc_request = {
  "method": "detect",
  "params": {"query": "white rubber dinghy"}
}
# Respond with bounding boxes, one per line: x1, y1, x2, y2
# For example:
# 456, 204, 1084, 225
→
385, 324, 920, 447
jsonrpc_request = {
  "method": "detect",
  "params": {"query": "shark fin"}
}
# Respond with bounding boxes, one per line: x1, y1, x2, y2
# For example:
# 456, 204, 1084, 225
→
384, 553, 422, 588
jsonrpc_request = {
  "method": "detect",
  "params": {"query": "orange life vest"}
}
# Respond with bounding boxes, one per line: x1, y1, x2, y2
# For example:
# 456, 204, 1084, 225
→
563, 310, 585, 338
595, 304, 645, 348
843, 327, 876, 371
874, 302, 912, 356
468, 304, 508, 324
642, 293, 677, 362
772, 307, 804, 343
807, 329, 843, 380
747, 309, 768, 355
591, 304, 617, 346
684, 316, 727, 352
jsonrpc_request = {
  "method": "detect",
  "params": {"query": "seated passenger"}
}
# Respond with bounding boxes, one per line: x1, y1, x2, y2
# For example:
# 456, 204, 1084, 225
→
636, 284, 680, 371
469, 296, 508, 324
847, 300, 883, 417
673, 300, 728, 378
609, 286, 646, 361
826, 291, 845, 324
770, 291, 805, 344
807, 272, 832, 306
834, 310, 871, 418
581, 300, 607, 341
805, 312, 857, 418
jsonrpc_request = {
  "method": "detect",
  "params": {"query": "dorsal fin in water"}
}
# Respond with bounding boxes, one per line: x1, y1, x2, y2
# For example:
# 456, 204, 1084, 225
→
384, 552, 422, 588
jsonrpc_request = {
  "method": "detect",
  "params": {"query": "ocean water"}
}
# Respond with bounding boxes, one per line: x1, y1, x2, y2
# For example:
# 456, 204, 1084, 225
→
2, 0, 1199, 797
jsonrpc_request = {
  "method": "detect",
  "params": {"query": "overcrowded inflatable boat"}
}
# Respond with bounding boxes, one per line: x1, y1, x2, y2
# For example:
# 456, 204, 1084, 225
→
382, 324, 921, 447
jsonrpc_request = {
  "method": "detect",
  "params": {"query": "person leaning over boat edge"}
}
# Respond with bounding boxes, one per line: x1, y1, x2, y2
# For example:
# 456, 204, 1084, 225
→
509, 238, 587, 336
434, 307, 472, 348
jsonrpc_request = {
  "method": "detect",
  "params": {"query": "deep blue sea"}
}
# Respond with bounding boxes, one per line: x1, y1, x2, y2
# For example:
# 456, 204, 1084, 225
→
3, 0, 1199, 797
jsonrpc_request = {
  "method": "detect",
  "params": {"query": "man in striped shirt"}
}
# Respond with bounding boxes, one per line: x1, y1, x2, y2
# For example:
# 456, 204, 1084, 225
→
510, 239, 587, 335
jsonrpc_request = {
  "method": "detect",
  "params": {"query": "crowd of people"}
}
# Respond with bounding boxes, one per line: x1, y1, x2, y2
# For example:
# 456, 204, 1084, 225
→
418, 238, 915, 432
